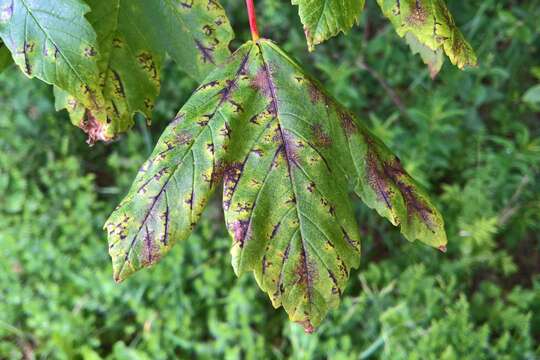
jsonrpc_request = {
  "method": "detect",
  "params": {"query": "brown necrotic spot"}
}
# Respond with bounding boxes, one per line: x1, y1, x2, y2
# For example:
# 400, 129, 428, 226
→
220, 121, 231, 138
111, 70, 126, 98
207, 0, 221, 10
112, 37, 123, 48
311, 124, 332, 148
21, 41, 35, 75
144, 98, 154, 110
328, 270, 341, 295
203, 24, 213, 36
196, 80, 218, 92
180, 0, 193, 8
137, 52, 159, 82
80, 110, 108, 145
338, 109, 358, 135
341, 226, 360, 251
308, 83, 325, 104
406, 0, 427, 25
84, 46, 96, 57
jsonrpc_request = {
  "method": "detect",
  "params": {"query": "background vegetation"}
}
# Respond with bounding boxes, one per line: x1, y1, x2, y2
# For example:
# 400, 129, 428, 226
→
1, 0, 539, 358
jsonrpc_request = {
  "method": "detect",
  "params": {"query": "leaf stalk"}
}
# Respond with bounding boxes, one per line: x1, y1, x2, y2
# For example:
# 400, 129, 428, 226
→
245, 0, 260, 41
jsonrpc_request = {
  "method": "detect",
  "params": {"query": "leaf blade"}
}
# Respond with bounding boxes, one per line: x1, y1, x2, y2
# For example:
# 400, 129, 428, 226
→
155, 0, 235, 81
0, 0, 106, 129
223, 41, 362, 331
56, 0, 164, 139
104, 44, 253, 282
291, 0, 365, 50
376, 0, 477, 71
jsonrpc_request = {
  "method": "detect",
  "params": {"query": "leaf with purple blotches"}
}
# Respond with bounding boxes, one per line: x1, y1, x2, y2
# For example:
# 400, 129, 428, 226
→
105, 39, 446, 333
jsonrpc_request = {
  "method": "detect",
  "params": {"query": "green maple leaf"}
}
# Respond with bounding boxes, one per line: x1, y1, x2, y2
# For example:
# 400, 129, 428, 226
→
105, 39, 447, 331
377, 0, 477, 74
291, 0, 366, 51
54, 0, 234, 143
0, 0, 106, 133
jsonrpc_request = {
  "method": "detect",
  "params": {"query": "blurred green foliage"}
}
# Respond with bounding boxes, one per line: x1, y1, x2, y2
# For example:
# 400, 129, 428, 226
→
1, 0, 539, 358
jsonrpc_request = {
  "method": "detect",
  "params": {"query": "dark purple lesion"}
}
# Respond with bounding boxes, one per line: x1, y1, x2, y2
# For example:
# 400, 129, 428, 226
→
231, 219, 250, 248
270, 222, 281, 240
382, 159, 435, 231
223, 162, 243, 210
251, 65, 278, 115
281, 131, 301, 167
141, 224, 156, 266
195, 40, 215, 64
366, 147, 393, 211
294, 245, 317, 307
364, 133, 435, 231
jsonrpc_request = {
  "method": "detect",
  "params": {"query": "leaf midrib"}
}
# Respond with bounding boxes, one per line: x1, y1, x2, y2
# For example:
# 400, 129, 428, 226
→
257, 42, 315, 308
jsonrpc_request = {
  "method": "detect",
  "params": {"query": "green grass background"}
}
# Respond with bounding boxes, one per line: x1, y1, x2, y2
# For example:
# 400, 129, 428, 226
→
1, 0, 539, 358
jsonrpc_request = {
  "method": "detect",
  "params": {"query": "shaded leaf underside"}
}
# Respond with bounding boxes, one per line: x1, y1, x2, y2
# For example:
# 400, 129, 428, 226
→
105, 39, 447, 331
0, 40, 13, 72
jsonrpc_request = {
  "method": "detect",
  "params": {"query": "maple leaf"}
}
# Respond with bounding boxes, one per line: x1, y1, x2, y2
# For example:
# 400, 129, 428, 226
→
291, 0, 365, 51
0, 0, 234, 143
105, 39, 447, 331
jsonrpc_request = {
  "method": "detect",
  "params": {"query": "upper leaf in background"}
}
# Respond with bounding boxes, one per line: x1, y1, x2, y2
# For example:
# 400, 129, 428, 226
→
105, 39, 446, 331
56, 0, 235, 143
55, 0, 165, 142
377, 0, 476, 75
405, 32, 444, 79
0, 41, 12, 72
291, 0, 365, 51
0, 0, 107, 135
